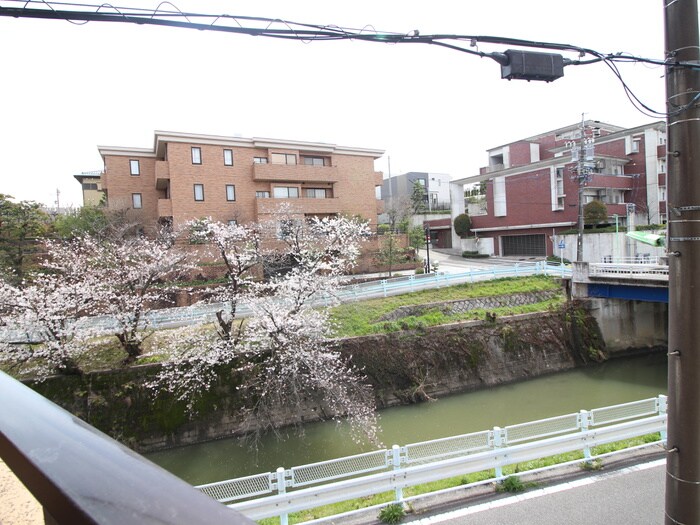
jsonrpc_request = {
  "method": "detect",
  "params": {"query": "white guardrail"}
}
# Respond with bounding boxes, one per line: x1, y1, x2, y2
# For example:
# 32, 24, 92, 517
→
589, 263, 669, 280
197, 396, 667, 525
1, 262, 571, 341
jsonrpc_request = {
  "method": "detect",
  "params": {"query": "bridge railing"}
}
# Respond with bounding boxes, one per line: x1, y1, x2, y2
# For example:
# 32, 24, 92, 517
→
0, 370, 252, 525
589, 263, 669, 280
198, 395, 666, 525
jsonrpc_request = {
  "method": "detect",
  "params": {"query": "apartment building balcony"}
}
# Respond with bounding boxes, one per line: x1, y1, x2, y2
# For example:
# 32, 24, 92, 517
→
252, 163, 340, 183
588, 174, 634, 190
155, 161, 170, 190
158, 198, 172, 217
255, 196, 341, 216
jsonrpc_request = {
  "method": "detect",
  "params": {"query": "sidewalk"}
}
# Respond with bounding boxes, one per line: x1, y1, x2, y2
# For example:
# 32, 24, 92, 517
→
0, 459, 42, 525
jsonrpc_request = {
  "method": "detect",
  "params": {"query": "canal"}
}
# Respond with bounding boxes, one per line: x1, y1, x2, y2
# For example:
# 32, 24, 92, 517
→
147, 352, 667, 486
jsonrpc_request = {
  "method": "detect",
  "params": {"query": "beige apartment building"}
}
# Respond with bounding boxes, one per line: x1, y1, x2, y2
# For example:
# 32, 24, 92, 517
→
95, 131, 385, 231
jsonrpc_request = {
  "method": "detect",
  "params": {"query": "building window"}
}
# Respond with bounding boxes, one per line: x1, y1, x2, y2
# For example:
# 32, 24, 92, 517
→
301, 156, 329, 166
305, 188, 327, 199
256, 191, 271, 198
271, 153, 297, 165
130, 159, 140, 176
194, 184, 204, 201
223, 149, 233, 166
228, 219, 238, 226
82, 183, 98, 190
254, 157, 268, 164
226, 184, 236, 201
273, 186, 299, 198
658, 158, 667, 173
132, 193, 142, 209
192, 147, 202, 165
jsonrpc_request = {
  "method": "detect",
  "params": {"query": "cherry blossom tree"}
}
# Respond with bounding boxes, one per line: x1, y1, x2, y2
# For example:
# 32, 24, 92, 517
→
154, 212, 379, 443
88, 232, 191, 362
0, 238, 104, 377
187, 218, 261, 341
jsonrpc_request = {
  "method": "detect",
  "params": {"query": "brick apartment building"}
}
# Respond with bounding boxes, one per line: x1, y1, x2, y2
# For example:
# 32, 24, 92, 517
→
94, 131, 385, 232
451, 120, 667, 257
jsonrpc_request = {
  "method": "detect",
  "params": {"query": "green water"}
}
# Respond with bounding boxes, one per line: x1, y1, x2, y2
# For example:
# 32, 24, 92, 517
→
147, 353, 667, 485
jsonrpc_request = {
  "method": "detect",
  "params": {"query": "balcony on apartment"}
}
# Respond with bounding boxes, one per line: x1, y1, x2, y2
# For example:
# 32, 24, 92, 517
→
155, 161, 170, 190
255, 196, 341, 216
588, 173, 635, 190
158, 198, 172, 218
252, 162, 340, 183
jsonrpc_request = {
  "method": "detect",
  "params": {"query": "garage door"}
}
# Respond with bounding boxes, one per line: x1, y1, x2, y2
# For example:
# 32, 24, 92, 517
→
502, 234, 546, 256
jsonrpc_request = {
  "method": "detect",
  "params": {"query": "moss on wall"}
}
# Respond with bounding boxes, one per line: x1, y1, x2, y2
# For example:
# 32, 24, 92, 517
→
26, 303, 610, 452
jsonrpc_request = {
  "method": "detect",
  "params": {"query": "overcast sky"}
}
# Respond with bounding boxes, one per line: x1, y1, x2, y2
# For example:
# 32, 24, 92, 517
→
0, 0, 668, 208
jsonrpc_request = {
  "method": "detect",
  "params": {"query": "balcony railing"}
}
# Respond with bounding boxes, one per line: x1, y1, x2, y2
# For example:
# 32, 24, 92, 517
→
252, 162, 340, 183
255, 197, 341, 216
0, 370, 252, 525
155, 161, 170, 190
158, 198, 173, 218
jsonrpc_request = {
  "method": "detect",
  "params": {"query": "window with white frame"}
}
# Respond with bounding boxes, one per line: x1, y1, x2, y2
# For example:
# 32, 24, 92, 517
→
132, 193, 142, 209
192, 147, 202, 165
256, 191, 270, 198
223, 149, 233, 166
194, 184, 204, 201
226, 184, 236, 201
129, 159, 140, 176
273, 186, 299, 198
254, 157, 268, 164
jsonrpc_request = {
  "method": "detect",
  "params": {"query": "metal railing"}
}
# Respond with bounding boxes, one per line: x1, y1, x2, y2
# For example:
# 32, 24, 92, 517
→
589, 263, 669, 280
1, 263, 571, 340
198, 396, 666, 525
0, 370, 253, 525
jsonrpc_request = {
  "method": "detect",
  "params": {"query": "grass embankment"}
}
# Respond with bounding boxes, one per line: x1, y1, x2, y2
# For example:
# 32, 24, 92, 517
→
330, 275, 564, 338
259, 433, 662, 525
2, 276, 564, 377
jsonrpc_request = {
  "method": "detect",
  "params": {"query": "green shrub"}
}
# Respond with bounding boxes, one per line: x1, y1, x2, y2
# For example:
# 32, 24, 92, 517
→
378, 503, 405, 524
462, 251, 490, 259
497, 475, 525, 493
454, 214, 472, 238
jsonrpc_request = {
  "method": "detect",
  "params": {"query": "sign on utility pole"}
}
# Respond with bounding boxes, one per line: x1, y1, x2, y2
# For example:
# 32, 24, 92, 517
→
664, 0, 700, 523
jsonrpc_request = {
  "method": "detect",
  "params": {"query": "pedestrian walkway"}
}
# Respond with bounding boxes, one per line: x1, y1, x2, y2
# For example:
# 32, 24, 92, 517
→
0, 458, 42, 525
407, 459, 664, 525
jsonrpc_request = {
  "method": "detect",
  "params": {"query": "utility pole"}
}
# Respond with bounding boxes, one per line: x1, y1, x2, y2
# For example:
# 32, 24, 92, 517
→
664, 0, 700, 523
566, 115, 597, 262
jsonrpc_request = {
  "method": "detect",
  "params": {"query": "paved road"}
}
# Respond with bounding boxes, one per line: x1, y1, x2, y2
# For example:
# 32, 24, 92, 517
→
406, 460, 665, 525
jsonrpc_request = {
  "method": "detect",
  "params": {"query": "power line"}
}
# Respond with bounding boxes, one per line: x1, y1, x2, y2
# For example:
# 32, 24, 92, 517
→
0, 0, 685, 116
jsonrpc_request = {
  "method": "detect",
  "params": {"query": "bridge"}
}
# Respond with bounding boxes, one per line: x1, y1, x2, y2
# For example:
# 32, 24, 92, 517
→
571, 258, 669, 303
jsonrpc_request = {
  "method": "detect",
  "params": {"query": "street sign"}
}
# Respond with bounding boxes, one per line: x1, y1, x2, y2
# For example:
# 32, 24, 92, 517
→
558, 240, 565, 249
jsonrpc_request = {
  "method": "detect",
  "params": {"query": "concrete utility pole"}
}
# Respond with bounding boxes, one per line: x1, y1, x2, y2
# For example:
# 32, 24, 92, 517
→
664, 0, 700, 523
567, 115, 596, 262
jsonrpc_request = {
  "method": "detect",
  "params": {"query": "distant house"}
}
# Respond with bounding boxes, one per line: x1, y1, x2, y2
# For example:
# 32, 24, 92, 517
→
383, 172, 452, 212
450, 120, 667, 257
73, 170, 104, 207
83, 131, 385, 232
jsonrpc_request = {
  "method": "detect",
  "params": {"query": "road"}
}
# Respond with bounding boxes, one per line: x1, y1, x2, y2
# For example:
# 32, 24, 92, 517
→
406, 459, 665, 525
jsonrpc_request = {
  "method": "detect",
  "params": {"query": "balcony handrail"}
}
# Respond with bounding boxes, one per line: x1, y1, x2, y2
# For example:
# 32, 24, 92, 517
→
0, 370, 252, 525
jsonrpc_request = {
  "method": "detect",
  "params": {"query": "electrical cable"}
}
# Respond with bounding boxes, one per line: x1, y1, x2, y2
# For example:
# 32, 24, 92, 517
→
1, 0, 694, 118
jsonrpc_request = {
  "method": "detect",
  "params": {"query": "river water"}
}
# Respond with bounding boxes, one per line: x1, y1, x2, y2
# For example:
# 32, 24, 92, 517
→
147, 353, 667, 486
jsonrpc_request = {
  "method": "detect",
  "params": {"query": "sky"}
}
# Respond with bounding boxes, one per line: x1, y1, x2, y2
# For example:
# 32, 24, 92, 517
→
0, 0, 669, 208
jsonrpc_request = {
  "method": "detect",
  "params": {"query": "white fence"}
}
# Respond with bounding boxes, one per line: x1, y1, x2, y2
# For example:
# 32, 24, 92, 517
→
197, 396, 666, 524
0, 262, 571, 341
589, 263, 669, 281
